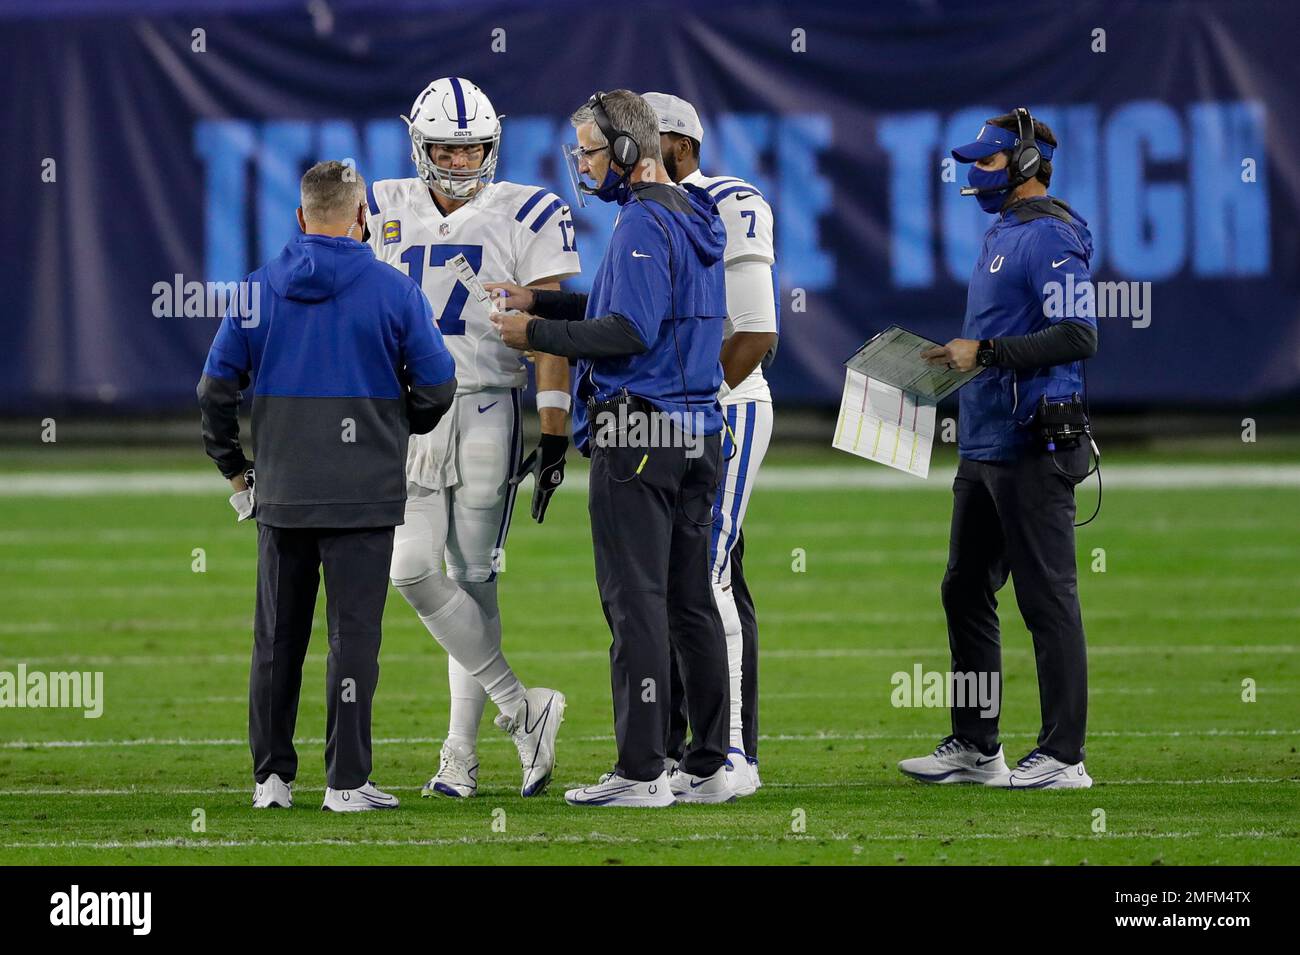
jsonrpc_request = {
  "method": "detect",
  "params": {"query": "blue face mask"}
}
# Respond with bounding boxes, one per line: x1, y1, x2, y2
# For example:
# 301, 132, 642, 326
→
967, 165, 1012, 214
587, 165, 632, 204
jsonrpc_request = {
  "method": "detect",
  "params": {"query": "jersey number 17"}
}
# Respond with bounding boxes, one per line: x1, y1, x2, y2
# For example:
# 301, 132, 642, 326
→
400, 244, 483, 336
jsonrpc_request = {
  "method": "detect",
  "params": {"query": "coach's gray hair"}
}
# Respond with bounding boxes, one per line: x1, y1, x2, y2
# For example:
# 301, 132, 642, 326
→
570, 90, 663, 164
300, 160, 366, 223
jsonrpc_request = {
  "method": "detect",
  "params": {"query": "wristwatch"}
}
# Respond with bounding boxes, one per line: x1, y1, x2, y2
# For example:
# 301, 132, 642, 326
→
976, 339, 997, 368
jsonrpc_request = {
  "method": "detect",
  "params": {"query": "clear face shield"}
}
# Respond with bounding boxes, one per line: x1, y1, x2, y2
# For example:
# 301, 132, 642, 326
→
562, 140, 624, 207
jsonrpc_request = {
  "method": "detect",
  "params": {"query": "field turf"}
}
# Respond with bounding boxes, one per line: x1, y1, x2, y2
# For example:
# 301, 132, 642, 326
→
0, 446, 1297, 865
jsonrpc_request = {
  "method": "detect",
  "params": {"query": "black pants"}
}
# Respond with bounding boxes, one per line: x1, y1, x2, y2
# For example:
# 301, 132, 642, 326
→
666, 528, 760, 761
250, 524, 395, 790
588, 431, 731, 782
942, 446, 1089, 764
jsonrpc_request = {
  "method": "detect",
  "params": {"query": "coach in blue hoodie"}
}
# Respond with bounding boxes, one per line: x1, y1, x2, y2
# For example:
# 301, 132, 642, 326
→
488, 91, 732, 807
197, 161, 455, 812
901, 110, 1099, 791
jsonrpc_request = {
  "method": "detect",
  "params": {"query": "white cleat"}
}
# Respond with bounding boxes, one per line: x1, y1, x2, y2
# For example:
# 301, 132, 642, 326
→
669, 765, 736, 804
748, 756, 762, 791
725, 748, 758, 798
252, 773, 292, 809
997, 750, 1094, 789
898, 736, 1009, 784
565, 771, 675, 808
421, 742, 478, 798
495, 687, 566, 797
321, 781, 400, 812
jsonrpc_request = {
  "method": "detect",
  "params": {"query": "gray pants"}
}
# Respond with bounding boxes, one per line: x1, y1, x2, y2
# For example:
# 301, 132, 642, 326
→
250, 524, 394, 789
942, 446, 1090, 764
588, 431, 731, 782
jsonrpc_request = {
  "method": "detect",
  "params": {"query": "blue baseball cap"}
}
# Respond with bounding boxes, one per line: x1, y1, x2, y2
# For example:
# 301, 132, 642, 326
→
952, 123, 1055, 162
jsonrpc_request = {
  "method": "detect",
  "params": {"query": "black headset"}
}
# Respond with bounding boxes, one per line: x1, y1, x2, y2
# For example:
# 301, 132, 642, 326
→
588, 91, 641, 170
1008, 106, 1042, 189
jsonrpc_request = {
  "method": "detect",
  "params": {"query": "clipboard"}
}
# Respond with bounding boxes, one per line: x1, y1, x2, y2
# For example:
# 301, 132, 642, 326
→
844, 325, 985, 401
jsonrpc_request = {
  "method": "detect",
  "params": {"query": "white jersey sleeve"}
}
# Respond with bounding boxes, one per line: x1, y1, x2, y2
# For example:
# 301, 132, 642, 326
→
724, 259, 777, 335
714, 187, 775, 266
511, 188, 581, 286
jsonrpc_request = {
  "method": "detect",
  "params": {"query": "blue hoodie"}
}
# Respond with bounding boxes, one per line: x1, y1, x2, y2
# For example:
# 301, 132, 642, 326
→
198, 233, 455, 527
959, 197, 1096, 461
571, 181, 728, 453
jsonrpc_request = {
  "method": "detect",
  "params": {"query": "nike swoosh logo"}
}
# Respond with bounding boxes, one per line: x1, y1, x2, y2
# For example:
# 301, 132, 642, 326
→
523, 695, 555, 736
477, 401, 498, 413
1052, 257, 1070, 268
689, 777, 710, 789
975, 756, 1000, 766
583, 784, 636, 797
520, 695, 556, 770
631, 250, 650, 258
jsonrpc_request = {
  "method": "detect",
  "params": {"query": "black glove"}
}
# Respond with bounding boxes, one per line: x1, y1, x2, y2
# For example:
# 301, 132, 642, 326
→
514, 433, 568, 523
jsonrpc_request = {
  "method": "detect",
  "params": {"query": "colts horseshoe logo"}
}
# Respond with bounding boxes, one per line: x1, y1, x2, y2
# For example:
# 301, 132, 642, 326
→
989, 254, 1005, 273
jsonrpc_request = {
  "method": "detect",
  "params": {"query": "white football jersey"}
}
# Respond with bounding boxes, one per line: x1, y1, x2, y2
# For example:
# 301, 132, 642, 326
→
682, 169, 777, 404
366, 178, 581, 394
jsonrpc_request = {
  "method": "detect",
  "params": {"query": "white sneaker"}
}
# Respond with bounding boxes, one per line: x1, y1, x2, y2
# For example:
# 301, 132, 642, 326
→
252, 773, 292, 809
998, 749, 1093, 789
494, 687, 566, 797
898, 736, 1009, 784
669, 765, 735, 804
565, 771, 675, 808
422, 742, 478, 798
600, 757, 677, 786
321, 781, 400, 812
725, 748, 757, 798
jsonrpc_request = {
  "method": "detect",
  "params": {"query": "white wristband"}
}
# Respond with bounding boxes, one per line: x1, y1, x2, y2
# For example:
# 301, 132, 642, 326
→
536, 390, 572, 413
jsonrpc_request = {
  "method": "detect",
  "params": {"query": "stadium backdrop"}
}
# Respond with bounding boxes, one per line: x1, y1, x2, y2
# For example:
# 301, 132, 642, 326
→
1, 0, 1296, 412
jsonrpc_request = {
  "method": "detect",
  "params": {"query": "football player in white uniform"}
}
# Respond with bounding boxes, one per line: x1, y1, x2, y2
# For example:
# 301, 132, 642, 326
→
366, 77, 580, 798
645, 93, 778, 798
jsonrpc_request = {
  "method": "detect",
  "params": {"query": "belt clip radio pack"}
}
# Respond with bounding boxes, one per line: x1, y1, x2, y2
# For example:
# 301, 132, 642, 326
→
587, 386, 632, 424
1035, 392, 1088, 452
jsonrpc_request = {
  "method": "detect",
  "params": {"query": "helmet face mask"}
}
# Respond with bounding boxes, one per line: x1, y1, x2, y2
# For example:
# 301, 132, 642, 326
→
403, 77, 501, 201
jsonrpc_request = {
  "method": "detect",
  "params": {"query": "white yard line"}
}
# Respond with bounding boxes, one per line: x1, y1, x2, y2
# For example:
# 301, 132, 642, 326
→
3, 728, 1295, 750
3, 463, 1300, 497
5, 644, 1297, 667
1, 830, 1293, 851
0, 777, 1293, 797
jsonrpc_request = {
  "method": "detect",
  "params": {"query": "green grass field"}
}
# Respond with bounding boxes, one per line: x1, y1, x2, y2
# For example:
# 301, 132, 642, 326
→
1, 445, 1297, 865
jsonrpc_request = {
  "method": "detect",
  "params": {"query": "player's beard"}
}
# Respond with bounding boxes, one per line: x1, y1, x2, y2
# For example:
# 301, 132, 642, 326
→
662, 149, 679, 183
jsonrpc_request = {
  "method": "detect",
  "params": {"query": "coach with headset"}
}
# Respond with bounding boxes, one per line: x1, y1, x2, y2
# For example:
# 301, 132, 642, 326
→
487, 90, 733, 808
899, 108, 1100, 790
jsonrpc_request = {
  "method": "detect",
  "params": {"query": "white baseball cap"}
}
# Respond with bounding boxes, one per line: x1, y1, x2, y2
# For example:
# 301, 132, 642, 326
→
642, 91, 704, 145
